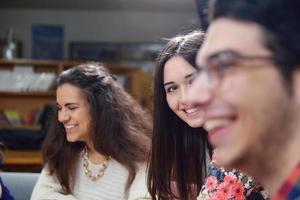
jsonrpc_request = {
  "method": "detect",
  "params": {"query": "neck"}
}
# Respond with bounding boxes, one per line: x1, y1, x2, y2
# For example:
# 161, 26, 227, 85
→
85, 145, 107, 164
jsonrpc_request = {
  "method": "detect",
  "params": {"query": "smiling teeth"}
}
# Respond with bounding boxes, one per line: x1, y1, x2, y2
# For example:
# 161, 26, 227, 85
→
185, 108, 198, 114
204, 119, 232, 132
65, 125, 76, 129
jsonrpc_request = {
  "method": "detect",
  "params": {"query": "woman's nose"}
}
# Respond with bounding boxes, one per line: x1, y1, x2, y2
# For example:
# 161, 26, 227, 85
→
179, 87, 189, 105
58, 110, 70, 123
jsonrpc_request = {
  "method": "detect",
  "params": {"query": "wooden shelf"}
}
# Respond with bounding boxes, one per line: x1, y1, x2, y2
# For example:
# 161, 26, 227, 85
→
61, 61, 139, 74
0, 125, 42, 131
0, 59, 141, 76
0, 91, 56, 97
4, 150, 42, 166
104, 63, 139, 74
0, 58, 59, 66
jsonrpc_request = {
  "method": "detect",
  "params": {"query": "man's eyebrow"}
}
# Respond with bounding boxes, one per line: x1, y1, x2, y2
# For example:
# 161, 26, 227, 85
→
195, 49, 233, 69
207, 49, 237, 60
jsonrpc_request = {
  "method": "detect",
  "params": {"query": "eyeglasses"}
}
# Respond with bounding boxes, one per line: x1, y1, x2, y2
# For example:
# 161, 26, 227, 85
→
189, 50, 274, 89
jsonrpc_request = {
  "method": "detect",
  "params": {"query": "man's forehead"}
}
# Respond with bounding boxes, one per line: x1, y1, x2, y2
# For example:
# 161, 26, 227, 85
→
196, 18, 270, 65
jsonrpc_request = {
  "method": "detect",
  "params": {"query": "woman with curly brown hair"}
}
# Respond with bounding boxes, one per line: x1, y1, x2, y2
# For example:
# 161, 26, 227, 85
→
31, 63, 152, 200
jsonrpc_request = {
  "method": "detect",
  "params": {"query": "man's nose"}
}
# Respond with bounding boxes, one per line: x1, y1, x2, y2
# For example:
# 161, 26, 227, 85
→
186, 72, 215, 107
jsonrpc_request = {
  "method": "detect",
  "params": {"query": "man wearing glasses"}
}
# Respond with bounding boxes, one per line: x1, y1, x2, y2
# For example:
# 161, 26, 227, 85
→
190, 0, 300, 199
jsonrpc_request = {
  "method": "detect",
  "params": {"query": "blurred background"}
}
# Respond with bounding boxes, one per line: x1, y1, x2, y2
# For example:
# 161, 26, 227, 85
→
0, 0, 207, 173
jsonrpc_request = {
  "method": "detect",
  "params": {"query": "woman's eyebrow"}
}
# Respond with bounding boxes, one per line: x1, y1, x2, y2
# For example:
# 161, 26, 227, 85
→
163, 81, 174, 87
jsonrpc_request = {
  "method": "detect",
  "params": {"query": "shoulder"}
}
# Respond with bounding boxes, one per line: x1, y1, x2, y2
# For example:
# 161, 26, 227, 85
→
31, 166, 64, 195
128, 163, 151, 200
38, 166, 59, 183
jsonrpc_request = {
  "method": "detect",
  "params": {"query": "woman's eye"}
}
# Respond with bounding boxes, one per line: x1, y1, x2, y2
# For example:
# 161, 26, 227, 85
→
166, 86, 177, 93
69, 107, 77, 110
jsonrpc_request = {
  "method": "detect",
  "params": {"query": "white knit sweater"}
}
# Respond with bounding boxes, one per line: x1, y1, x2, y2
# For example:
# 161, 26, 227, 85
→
30, 157, 150, 200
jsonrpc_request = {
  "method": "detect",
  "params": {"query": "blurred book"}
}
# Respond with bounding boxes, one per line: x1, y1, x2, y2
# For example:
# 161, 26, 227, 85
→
3, 109, 22, 125
0, 110, 11, 126
0, 68, 56, 92
32, 24, 64, 60
24, 109, 39, 125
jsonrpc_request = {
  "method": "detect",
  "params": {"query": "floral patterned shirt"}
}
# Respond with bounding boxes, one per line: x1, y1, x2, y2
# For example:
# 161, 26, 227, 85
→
198, 150, 268, 200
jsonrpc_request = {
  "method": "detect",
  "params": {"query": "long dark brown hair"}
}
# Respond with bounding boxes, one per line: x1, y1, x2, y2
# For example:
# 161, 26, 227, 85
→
42, 63, 152, 194
148, 31, 212, 200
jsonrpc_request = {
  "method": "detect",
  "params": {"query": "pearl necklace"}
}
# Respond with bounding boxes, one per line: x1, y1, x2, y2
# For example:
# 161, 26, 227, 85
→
82, 148, 110, 181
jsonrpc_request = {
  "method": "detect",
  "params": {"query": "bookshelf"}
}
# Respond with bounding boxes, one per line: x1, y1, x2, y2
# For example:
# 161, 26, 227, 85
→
0, 58, 152, 171
0, 125, 41, 131
4, 150, 43, 172
0, 91, 56, 97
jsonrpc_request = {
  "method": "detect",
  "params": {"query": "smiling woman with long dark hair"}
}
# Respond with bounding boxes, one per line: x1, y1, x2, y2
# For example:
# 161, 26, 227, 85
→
147, 31, 268, 200
147, 31, 211, 200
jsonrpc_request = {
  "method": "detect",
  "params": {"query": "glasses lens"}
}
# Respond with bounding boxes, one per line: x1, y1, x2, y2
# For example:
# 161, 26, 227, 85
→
210, 51, 240, 73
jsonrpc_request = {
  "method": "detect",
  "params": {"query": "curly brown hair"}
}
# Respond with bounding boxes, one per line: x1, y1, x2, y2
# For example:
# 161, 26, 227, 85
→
43, 63, 152, 194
